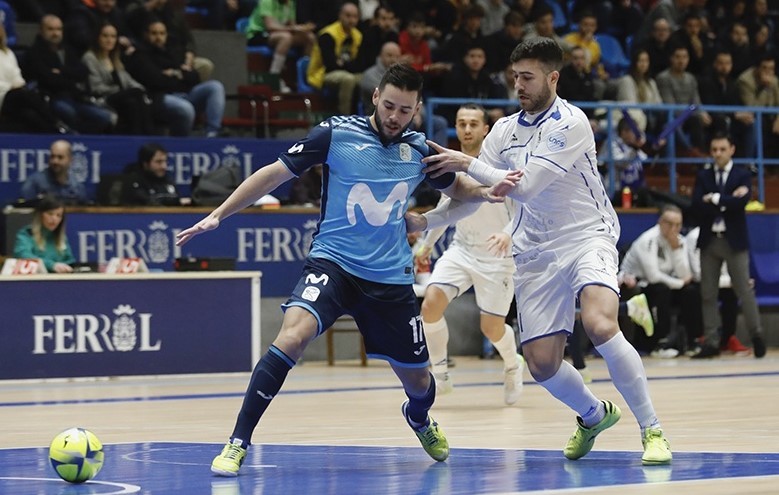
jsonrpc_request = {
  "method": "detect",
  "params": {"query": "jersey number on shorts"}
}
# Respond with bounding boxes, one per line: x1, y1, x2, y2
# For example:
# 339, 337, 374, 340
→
408, 316, 424, 344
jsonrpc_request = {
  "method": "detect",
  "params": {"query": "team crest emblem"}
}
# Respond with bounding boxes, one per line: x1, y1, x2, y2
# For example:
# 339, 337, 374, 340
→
399, 143, 412, 161
111, 305, 138, 352
547, 132, 567, 151
302, 286, 321, 301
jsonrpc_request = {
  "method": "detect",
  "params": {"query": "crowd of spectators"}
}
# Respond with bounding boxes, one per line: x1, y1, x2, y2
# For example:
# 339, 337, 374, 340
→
2, 0, 777, 146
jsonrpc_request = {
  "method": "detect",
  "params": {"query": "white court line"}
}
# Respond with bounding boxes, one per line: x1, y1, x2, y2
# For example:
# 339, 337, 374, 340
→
121, 446, 277, 468
0, 477, 141, 493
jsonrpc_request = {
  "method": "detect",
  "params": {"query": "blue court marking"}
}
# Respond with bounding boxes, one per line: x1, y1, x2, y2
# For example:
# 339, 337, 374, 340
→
1, 443, 778, 494
1, 369, 778, 409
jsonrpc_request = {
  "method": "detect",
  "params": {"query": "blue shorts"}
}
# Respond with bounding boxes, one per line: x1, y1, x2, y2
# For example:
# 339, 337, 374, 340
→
283, 257, 428, 368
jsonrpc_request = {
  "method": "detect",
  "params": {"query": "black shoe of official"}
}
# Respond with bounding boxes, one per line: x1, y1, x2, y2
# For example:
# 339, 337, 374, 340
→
690, 345, 721, 359
752, 335, 767, 359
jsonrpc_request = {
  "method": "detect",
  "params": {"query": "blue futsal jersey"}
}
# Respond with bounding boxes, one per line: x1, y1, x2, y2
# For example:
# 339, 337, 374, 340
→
278, 115, 455, 284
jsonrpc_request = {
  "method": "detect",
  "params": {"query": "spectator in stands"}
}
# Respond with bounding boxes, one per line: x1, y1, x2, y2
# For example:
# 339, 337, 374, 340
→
610, 0, 645, 48
64, 0, 133, 55
668, 11, 713, 76
83, 22, 155, 135
557, 46, 600, 112
718, 21, 752, 81
737, 54, 779, 158
306, 1, 362, 115
477, 0, 509, 36
0, 23, 69, 134
20, 140, 88, 205
356, 4, 398, 72
121, 142, 188, 206
22, 15, 116, 134
689, 133, 766, 359
246, 0, 316, 93
746, 0, 774, 44
440, 44, 504, 124
563, 10, 608, 84
13, 195, 74, 273
635, 0, 693, 44
398, 11, 451, 95
0, 0, 17, 48
656, 45, 711, 154
698, 50, 755, 159
598, 117, 651, 207
686, 226, 751, 356
359, 40, 401, 112
616, 49, 663, 138
126, 20, 225, 137
418, 0, 458, 50
125, 0, 215, 81
437, 4, 485, 65
619, 203, 702, 357
522, 5, 572, 53
634, 17, 673, 78
749, 22, 776, 69
483, 11, 525, 75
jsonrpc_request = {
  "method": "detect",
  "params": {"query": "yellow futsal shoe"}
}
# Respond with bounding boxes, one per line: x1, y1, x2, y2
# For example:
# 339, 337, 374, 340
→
627, 293, 655, 337
641, 427, 672, 465
402, 401, 449, 462
563, 400, 622, 460
211, 439, 247, 476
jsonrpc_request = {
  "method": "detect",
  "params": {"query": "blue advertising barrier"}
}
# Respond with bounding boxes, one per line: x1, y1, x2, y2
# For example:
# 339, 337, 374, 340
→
0, 134, 298, 205
0, 272, 261, 380
65, 208, 319, 297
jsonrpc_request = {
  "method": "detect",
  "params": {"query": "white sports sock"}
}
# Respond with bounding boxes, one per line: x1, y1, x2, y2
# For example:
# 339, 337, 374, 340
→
596, 332, 660, 430
539, 360, 603, 425
492, 324, 519, 370
423, 318, 449, 375
270, 53, 286, 74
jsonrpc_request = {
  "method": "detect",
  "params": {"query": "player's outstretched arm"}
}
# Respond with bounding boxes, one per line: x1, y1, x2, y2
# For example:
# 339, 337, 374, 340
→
176, 160, 295, 246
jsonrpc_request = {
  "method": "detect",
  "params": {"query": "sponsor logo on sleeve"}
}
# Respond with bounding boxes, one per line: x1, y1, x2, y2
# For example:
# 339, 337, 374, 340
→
547, 132, 567, 151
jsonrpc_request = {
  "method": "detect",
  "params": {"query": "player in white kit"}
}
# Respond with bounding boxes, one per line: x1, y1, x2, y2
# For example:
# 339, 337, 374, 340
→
417, 38, 672, 465
417, 104, 524, 405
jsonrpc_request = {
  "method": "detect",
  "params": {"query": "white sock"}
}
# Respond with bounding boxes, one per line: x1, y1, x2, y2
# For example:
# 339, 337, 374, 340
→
539, 360, 603, 425
595, 332, 660, 430
423, 318, 449, 375
270, 53, 286, 74
492, 324, 519, 370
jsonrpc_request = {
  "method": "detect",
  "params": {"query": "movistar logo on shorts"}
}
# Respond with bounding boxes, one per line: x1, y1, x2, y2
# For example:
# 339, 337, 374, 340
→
346, 182, 409, 226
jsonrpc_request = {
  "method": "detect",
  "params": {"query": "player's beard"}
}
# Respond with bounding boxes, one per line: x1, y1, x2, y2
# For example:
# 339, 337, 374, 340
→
375, 111, 412, 143
519, 83, 553, 113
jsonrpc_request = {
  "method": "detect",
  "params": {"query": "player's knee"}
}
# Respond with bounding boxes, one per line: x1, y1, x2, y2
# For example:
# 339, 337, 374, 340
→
581, 313, 619, 345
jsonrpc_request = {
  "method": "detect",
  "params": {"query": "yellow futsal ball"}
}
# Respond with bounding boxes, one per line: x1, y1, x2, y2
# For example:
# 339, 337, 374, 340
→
49, 427, 104, 483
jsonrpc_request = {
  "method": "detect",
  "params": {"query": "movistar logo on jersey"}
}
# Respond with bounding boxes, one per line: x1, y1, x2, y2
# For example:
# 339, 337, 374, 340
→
346, 182, 409, 226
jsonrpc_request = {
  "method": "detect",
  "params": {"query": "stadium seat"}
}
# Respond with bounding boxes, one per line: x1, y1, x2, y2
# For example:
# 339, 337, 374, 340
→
543, 0, 569, 33
296, 56, 315, 93
236, 17, 273, 56
595, 33, 631, 77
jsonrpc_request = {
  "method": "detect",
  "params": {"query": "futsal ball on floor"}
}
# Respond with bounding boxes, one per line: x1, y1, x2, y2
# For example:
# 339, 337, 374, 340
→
49, 427, 104, 483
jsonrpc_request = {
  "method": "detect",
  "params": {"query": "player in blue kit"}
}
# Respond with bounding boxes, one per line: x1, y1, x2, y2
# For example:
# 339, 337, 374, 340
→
176, 63, 520, 476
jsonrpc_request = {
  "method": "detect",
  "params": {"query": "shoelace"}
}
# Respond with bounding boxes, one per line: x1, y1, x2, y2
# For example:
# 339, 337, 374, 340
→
418, 424, 440, 447
223, 445, 244, 460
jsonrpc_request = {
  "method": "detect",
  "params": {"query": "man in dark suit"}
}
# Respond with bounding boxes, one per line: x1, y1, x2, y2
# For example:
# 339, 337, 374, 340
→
690, 133, 766, 359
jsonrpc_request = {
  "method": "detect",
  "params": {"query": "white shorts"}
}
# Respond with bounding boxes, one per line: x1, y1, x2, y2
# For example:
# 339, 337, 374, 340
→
428, 244, 515, 316
513, 237, 619, 344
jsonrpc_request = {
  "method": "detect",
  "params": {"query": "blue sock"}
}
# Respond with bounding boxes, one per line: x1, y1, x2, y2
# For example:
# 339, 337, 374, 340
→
230, 345, 295, 445
404, 374, 436, 428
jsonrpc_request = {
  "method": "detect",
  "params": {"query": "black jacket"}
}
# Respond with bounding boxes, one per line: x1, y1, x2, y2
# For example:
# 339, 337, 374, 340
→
22, 35, 90, 100
692, 165, 752, 252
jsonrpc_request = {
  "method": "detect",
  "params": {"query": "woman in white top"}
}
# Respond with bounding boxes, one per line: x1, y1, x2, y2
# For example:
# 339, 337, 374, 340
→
0, 24, 67, 133
82, 22, 154, 135
616, 49, 663, 137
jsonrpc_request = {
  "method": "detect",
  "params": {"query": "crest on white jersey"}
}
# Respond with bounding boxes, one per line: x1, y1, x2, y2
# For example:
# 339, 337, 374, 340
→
547, 132, 567, 151
399, 143, 412, 161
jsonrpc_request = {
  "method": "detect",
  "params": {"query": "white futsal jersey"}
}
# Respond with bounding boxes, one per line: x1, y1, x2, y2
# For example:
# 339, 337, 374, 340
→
479, 97, 620, 254
449, 200, 514, 259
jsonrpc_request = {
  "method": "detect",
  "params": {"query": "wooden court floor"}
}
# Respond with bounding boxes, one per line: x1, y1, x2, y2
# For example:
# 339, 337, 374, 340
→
1, 352, 778, 494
